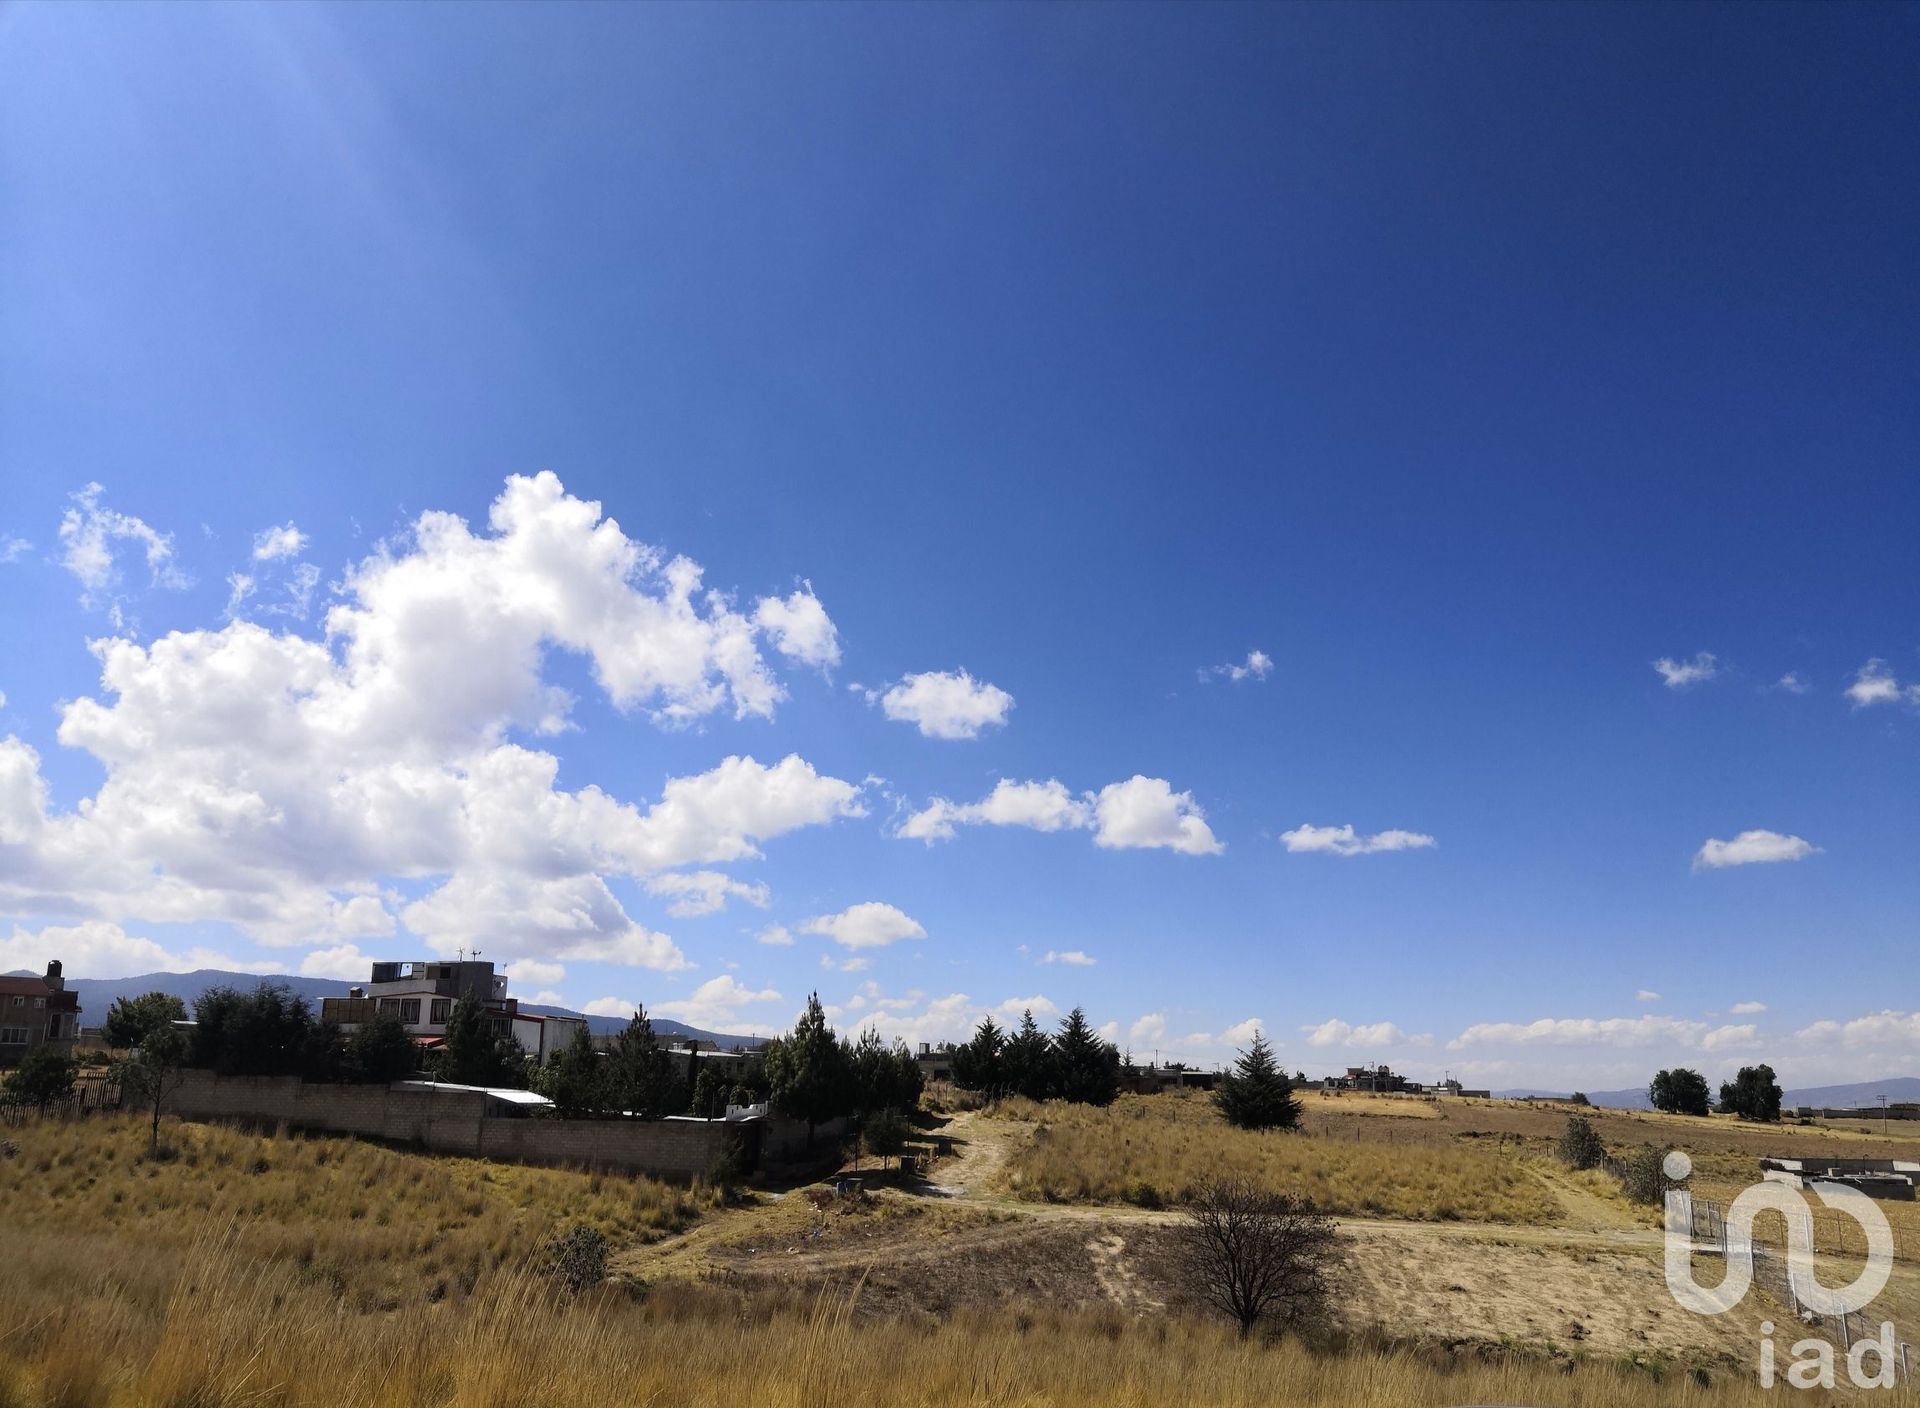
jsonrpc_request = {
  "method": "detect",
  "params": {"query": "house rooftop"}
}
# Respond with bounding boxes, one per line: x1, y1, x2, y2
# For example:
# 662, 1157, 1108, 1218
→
393, 1080, 552, 1107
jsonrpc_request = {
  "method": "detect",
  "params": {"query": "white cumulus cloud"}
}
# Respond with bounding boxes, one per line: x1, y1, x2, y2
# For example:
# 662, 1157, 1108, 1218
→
1304, 1018, 1424, 1048
251, 522, 308, 561
1, 475, 864, 969
1846, 659, 1919, 709
1091, 776, 1223, 855
651, 974, 783, 1029
1279, 823, 1436, 856
1, 919, 270, 979
801, 902, 926, 950
878, 669, 1013, 740
57, 482, 189, 608
1653, 652, 1718, 689
1693, 830, 1820, 870
752, 586, 841, 671
898, 775, 1219, 855
1448, 1014, 1744, 1051
1041, 949, 1096, 966
1200, 650, 1273, 684
642, 870, 771, 918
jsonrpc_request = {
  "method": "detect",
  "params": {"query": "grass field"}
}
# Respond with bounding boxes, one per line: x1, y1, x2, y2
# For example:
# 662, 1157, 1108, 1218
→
0, 1110, 711, 1311
3, 1110, 1914, 1406
994, 1091, 1564, 1223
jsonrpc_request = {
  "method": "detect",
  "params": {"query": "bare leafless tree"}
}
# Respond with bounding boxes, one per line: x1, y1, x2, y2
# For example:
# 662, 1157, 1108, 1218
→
1176, 1177, 1343, 1338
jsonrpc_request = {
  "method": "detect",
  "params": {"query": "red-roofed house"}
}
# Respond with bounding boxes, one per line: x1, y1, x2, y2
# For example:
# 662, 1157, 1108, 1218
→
1, 961, 82, 1069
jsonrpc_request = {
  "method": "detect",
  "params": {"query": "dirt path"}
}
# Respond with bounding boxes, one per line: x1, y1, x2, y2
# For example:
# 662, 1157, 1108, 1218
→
918, 1108, 1021, 1196
1527, 1163, 1650, 1233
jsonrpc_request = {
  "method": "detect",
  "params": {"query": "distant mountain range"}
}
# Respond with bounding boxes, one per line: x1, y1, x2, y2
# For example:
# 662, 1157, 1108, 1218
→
6, 969, 763, 1050
1496, 1077, 1920, 1112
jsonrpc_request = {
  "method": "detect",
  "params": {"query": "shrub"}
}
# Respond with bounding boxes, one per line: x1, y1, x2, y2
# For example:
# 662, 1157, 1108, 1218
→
1176, 1178, 1344, 1338
1555, 1115, 1605, 1171
546, 1223, 610, 1294
1617, 1145, 1669, 1206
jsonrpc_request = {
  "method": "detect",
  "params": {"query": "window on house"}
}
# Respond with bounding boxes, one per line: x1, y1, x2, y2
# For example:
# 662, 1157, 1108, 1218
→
32, 997, 45, 1008
7, 995, 23, 1007
0, 1027, 27, 1044
430, 999, 451, 1024
399, 998, 421, 1024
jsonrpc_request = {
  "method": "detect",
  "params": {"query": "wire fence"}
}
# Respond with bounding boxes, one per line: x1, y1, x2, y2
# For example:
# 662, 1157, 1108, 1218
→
1683, 1194, 1917, 1380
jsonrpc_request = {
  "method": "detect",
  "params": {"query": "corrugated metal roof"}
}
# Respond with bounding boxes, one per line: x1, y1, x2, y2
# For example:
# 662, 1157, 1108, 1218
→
393, 1080, 552, 1107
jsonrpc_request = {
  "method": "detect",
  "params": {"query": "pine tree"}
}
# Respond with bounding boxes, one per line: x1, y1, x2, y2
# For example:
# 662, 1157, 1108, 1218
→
1004, 1008, 1056, 1101
606, 1005, 675, 1117
540, 1024, 607, 1117
1213, 1032, 1301, 1130
950, 1016, 1006, 1094
1051, 1007, 1120, 1106
765, 992, 852, 1142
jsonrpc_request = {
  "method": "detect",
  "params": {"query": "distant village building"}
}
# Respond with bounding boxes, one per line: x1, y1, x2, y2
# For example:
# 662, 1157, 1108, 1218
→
0, 960, 82, 1068
1326, 1064, 1415, 1094
319, 958, 587, 1065
1320, 1065, 1487, 1098
914, 1042, 956, 1083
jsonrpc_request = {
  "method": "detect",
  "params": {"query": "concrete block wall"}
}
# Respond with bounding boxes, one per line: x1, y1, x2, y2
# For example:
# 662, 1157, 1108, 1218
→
166, 1070, 749, 1179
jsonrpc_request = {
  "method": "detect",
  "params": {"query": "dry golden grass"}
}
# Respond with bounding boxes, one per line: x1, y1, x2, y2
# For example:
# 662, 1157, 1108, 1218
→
993, 1092, 1562, 1223
0, 1112, 711, 1311
1, 1112, 1907, 1407
0, 1221, 1884, 1408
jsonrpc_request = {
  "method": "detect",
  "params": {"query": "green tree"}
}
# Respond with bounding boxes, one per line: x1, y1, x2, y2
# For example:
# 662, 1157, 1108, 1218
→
1003, 1009, 1056, 1101
1213, 1032, 1301, 1131
5, 1045, 76, 1110
950, 1016, 1005, 1094
1718, 1064, 1783, 1122
691, 1063, 733, 1117
1649, 1067, 1711, 1116
103, 992, 186, 1051
538, 1025, 606, 1117
122, 1024, 189, 1154
605, 1007, 675, 1117
345, 1011, 416, 1083
436, 991, 528, 1088
1051, 1007, 1120, 1107
849, 1029, 893, 1114
189, 984, 316, 1077
862, 1107, 910, 1171
765, 992, 852, 1142
847, 1029, 924, 1116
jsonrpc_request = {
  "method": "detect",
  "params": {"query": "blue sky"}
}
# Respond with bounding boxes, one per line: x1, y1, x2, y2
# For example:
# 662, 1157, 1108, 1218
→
2, 3, 1916, 1089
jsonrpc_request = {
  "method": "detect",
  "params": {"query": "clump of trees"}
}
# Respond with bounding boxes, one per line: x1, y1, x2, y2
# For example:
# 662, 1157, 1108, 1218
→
1176, 1178, 1343, 1338
1649, 1067, 1711, 1116
947, 1005, 1120, 1107
534, 1005, 740, 1119
1214, 1033, 1300, 1131
1717, 1064, 1782, 1123
761, 993, 924, 1145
